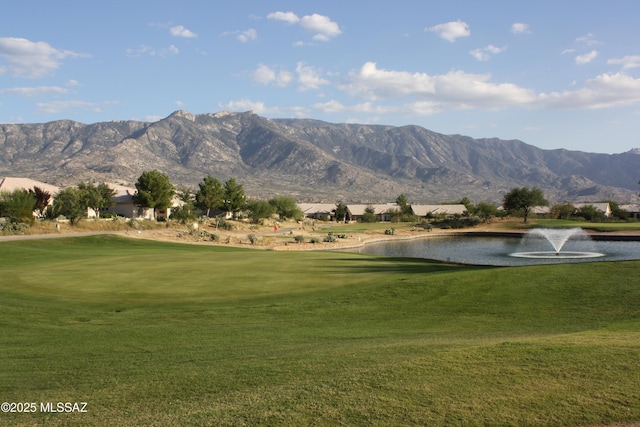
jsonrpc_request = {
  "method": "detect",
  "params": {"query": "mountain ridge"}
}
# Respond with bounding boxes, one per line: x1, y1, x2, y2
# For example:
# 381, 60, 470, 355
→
1, 110, 639, 204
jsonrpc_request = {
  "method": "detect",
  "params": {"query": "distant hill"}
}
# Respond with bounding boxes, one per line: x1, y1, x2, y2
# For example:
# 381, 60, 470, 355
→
1, 110, 639, 204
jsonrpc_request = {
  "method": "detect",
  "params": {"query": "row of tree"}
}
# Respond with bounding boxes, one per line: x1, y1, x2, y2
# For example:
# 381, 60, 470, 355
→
0, 174, 630, 227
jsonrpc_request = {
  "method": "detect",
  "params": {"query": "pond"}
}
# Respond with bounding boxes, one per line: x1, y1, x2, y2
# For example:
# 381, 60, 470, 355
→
345, 234, 640, 266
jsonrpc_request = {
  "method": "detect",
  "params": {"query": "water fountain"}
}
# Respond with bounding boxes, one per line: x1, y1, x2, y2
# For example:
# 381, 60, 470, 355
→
510, 227, 605, 259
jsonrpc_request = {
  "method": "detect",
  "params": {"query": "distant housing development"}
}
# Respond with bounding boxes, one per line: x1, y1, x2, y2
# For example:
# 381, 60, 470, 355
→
1, 176, 635, 222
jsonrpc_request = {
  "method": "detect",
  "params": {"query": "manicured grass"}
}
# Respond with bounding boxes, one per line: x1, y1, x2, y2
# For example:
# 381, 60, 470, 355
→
534, 218, 640, 232
1, 235, 640, 426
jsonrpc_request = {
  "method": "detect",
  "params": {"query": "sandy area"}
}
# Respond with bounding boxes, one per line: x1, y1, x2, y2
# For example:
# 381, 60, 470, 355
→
3, 218, 640, 249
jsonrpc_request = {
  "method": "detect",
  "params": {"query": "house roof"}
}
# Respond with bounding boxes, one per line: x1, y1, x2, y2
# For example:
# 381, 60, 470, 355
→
104, 182, 183, 207
0, 177, 61, 200
411, 204, 467, 216
620, 203, 640, 213
572, 202, 611, 213
298, 203, 337, 216
347, 203, 400, 216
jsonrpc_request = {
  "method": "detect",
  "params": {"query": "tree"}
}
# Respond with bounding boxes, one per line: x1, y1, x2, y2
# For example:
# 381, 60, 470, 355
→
170, 188, 198, 224
361, 205, 378, 223
474, 201, 500, 221
247, 199, 276, 223
222, 178, 245, 217
195, 175, 224, 217
53, 187, 86, 225
30, 186, 51, 217
269, 196, 303, 221
395, 194, 412, 215
550, 203, 575, 220
77, 182, 115, 218
334, 202, 347, 222
576, 204, 602, 222
0, 189, 37, 224
132, 170, 175, 220
502, 187, 547, 223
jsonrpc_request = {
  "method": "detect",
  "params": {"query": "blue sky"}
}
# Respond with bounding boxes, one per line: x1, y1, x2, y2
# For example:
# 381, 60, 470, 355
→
1, 1, 640, 154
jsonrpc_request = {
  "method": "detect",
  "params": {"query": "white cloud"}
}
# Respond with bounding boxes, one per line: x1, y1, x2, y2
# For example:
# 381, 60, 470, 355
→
170, 25, 197, 38
267, 11, 300, 24
35, 100, 96, 114
426, 20, 470, 42
538, 72, 640, 109
0, 37, 88, 78
575, 50, 598, 65
576, 32, 599, 47
511, 22, 531, 34
268, 11, 341, 41
608, 55, 640, 70
296, 62, 329, 91
299, 14, 342, 41
343, 62, 535, 110
126, 44, 179, 57
1, 86, 68, 97
237, 28, 257, 43
252, 64, 293, 87
470, 45, 506, 61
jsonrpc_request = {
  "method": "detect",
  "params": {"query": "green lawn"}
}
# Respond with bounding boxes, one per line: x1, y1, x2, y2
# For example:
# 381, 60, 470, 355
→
533, 219, 640, 232
1, 235, 639, 426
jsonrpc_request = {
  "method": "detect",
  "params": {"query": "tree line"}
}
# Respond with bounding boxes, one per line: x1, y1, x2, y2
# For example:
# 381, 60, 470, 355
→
0, 174, 633, 229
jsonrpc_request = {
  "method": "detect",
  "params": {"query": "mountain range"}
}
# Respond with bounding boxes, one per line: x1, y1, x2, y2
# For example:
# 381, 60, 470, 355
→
1, 110, 639, 204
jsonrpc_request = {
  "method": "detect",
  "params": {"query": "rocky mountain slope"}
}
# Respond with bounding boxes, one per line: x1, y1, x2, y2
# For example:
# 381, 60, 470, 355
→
1, 110, 639, 203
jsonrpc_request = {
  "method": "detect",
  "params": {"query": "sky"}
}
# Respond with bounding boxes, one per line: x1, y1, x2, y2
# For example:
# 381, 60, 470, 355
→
1, 1, 640, 154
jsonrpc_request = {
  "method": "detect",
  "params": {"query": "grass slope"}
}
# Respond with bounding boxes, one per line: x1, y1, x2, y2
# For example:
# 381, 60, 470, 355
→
1, 235, 639, 426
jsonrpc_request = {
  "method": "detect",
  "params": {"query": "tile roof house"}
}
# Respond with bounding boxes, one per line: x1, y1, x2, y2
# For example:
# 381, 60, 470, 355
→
298, 203, 337, 221
411, 204, 468, 217
346, 204, 400, 222
0, 177, 60, 203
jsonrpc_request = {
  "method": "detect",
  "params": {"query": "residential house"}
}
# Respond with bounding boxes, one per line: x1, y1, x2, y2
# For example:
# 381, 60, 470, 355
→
101, 182, 183, 219
346, 203, 400, 222
411, 204, 467, 218
298, 203, 337, 221
620, 203, 640, 219
0, 177, 60, 217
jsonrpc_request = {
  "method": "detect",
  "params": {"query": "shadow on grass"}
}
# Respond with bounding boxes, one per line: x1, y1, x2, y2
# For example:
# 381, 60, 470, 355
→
323, 255, 496, 275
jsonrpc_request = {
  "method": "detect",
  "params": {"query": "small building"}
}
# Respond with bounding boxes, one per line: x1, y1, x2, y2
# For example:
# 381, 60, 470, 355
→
346, 203, 400, 222
298, 203, 337, 221
572, 202, 612, 218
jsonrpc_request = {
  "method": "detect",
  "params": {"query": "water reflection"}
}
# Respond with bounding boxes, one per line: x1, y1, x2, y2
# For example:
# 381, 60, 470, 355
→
346, 235, 640, 266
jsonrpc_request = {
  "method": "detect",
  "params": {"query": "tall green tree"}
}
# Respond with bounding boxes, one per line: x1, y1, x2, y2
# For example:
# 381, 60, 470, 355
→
132, 170, 175, 220
0, 189, 37, 224
53, 187, 86, 225
247, 199, 276, 223
195, 175, 224, 217
502, 187, 548, 223
268, 196, 303, 221
395, 194, 412, 215
334, 202, 347, 222
222, 178, 245, 218
77, 182, 115, 218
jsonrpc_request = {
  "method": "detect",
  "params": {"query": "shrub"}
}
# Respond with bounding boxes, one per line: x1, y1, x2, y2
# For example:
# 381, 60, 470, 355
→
324, 232, 336, 243
293, 235, 305, 244
248, 234, 259, 245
